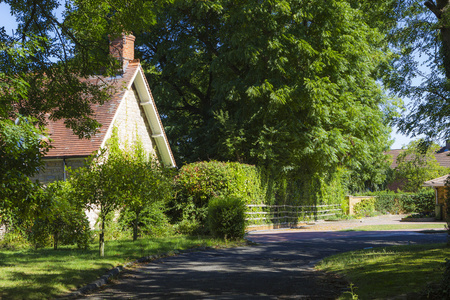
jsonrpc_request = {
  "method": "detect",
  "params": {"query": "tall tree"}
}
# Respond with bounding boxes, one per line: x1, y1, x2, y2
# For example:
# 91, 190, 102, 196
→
386, 0, 450, 141
139, 0, 396, 189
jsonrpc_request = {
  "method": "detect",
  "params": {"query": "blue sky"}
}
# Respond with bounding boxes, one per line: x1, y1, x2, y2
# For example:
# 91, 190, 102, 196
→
0, 3, 423, 149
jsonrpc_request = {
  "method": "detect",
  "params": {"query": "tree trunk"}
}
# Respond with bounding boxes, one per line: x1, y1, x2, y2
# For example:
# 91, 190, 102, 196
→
99, 218, 105, 257
133, 212, 139, 241
425, 1, 450, 77
440, 27, 450, 78
53, 231, 58, 250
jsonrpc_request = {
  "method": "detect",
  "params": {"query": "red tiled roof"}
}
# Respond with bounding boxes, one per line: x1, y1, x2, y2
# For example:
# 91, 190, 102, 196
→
45, 62, 139, 158
387, 148, 450, 169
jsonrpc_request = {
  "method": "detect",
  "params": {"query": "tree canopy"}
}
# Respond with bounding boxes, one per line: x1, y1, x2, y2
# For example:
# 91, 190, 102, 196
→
139, 0, 396, 190
394, 139, 449, 192
386, 0, 450, 141
1, 0, 405, 202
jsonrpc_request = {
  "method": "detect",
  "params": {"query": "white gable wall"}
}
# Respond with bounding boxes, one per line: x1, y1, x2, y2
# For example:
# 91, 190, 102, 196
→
111, 85, 156, 156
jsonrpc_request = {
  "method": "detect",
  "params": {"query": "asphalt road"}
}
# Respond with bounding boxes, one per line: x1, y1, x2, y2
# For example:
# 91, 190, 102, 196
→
78, 230, 447, 299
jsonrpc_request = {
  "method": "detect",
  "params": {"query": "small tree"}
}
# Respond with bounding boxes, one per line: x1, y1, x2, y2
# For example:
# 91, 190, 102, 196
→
394, 140, 449, 192
30, 181, 90, 250
117, 141, 173, 241
71, 148, 124, 256
71, 128, 173, 255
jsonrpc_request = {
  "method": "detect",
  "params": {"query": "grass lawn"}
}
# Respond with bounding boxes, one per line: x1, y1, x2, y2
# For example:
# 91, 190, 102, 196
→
340, 224, 446, 231
316, 243, 450, 299
0, 235, 243, 300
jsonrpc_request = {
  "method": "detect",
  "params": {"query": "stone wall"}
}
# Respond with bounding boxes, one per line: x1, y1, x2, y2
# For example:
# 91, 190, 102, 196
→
112, 85, 156, 155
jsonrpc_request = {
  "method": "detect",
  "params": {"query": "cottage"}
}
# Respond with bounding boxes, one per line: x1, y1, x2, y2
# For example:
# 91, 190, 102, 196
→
31, 34, 175, 184
423, 175, 449, 220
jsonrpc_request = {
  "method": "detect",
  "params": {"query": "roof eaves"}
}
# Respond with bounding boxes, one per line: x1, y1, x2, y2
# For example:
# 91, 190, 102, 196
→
134, 66, 176, 167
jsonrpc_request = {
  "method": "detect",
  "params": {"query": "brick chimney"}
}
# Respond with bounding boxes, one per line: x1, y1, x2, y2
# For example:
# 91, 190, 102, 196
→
109, 33, 136, 70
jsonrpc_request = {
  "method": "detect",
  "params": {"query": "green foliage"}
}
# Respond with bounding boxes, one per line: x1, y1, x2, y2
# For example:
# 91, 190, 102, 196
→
118, 202, 173, 238
393, 140, 450, 192
70, 128, 174, 254
372, 191, 405, 214
356, 189, 435, 214
141, 0, 394, 189
171, 161, 264, 230
411, 188, 435, 213
0, 215, 31, 250
28, 181, 91, 250
207, 196, 246, 240
353, 198, 377, 217
386, 0, 450, 141
0, 116, 48, 219
105, 129, 174, 241
0, 0, 149, 221
70, 148, 124, 256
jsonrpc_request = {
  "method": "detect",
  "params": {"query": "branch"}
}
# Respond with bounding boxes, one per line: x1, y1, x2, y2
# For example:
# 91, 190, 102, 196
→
22, 1, 37, 43
425, 1, 442, 19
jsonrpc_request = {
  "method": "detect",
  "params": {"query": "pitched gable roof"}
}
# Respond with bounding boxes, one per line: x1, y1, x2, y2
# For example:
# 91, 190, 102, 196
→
45, 61, 176, 167
386, 149, 450, 169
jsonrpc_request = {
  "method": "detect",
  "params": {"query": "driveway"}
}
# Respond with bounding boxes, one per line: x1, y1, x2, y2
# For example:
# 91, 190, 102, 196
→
78, 216, 447, 299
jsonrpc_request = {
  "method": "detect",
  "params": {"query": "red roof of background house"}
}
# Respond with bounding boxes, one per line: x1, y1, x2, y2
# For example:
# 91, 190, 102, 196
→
387, 147, 450, 169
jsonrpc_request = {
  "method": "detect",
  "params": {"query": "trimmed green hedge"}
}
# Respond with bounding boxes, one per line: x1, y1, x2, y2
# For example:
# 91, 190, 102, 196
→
169, 161, 265, 232
171, 161, 346, 232
207, 196, 246, 240
357, 189, 435, 214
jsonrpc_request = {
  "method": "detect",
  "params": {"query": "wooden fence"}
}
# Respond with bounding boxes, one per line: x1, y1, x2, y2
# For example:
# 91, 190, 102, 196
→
245, 204, 342, 227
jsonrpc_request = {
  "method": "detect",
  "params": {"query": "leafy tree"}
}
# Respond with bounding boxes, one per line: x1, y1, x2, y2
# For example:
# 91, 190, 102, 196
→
70, 148, 123, 256
30, 181, 90, 250
0, 0, 118, 215
0, 116, 48, 218
109, 133, 173, 241
386, 0, 450, 141
139, 0, 396, 194
0, 0, 162, 215
71, 129, 173, 255
394, 139, 449, 192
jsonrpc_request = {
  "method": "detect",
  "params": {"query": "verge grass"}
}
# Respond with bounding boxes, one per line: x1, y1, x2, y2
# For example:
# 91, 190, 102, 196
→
0, 235, 244, 300
340, 223, 446, 231
316, 243, 450, 299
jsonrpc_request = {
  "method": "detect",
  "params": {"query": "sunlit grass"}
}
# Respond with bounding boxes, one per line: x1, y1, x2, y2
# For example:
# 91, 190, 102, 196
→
317, 243, 450, 299
340, 223, 446, 231
0, 235, 244, 300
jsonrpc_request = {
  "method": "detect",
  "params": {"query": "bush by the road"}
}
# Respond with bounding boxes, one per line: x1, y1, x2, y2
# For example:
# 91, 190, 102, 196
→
207, 196, 246, 240
170, 161, 264, 233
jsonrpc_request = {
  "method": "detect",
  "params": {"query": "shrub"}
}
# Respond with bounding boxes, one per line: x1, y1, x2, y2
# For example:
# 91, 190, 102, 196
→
118, 201, 173, 238
354, 198, 376, 217
411, 188, 435, 213
373, 191, 402, 214
207, 196, 246, 240
171, 161, 264, 229
360, 190, 429, 214
29, 181, 91, 250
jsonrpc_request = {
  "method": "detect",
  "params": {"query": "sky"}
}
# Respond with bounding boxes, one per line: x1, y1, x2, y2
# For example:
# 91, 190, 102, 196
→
0, 3, 428, 150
